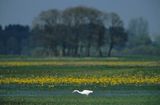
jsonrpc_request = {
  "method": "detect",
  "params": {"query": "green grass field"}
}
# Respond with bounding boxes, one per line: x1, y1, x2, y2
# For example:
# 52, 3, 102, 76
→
0, 56, 160, 105
1, 96, 160, 105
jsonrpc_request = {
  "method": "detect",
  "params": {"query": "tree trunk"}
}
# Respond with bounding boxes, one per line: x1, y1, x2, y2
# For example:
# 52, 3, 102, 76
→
86, 43, 91, 57
108, 43, 113, 57
66, 48, 70, 56
98, 47, 103, 57
62, 43, 66, 56
79, 45, 83, 57
53, 46, 58, 56
62, 47, 65, 56
74, 46, 78, 56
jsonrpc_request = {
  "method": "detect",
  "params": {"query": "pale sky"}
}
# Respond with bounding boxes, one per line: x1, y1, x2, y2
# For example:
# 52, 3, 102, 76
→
0, 0, 160, 35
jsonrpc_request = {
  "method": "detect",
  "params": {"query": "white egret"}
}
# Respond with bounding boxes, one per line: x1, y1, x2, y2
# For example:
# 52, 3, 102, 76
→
72, 90, 93, 96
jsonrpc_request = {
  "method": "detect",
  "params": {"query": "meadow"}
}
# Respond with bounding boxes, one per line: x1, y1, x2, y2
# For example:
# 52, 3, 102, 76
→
0, 56, 160, 105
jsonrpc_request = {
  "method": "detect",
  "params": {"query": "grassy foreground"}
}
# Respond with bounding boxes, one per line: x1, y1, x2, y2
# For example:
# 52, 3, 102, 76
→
0, 56, 160, 105
1, 96, 160, 105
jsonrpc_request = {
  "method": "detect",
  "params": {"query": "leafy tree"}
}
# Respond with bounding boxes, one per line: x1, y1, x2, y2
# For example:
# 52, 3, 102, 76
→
6, 37, 18, 54
1, 24, 30, 55
107, 12, 127, 56
32, 9, 61, 56
127, 17, 151, 47
31, 6, 126, 57
62, 6, 104, 56
108, 26, 127, 56
0, 25, 5, 54
153, 35, 160, 46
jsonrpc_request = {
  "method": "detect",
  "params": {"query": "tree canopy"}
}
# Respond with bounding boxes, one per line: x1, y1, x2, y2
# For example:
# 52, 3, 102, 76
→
31, 6, 128, 57
1, 6, 157, 56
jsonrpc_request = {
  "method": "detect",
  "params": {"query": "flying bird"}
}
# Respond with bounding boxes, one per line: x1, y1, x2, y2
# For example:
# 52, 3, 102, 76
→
72, 90, 93, 96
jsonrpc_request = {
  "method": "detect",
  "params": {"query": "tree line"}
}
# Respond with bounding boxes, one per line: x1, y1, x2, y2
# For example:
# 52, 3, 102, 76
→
0, 25, 29, 55
0, 6, 160, 56
31, 6, 127, 57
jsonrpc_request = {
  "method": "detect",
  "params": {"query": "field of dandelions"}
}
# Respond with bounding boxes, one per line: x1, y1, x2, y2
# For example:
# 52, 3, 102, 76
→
0, 56, 160, 105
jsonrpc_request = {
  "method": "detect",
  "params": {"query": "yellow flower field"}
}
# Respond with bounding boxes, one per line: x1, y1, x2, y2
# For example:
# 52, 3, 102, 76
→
0, 58, 160, 86
0, 76, 160, 85
0, 61, 159, 67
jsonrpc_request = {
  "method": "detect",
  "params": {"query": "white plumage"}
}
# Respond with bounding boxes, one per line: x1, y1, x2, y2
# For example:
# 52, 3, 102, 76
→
72, 90, 93, 96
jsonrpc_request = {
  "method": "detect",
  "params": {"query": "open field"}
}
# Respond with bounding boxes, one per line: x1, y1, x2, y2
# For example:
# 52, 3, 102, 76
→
1, 96, 160, 105
0, 56, 160, 105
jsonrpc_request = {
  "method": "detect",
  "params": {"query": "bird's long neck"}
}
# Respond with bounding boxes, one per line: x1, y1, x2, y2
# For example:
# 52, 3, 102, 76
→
75, 90, 82, 94
77, 90, 81, 93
